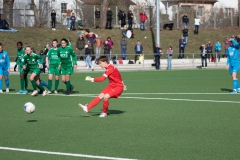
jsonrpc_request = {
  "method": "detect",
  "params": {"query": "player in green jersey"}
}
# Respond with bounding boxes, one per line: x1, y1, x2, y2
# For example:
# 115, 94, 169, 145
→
46, 39, 60, 94
57, 38, 77, 95
22, 46, 47, 96
16, 42, 28, 94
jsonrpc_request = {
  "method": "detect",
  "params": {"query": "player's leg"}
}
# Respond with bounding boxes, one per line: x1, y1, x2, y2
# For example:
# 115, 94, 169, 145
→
30, 73, 38, 96
0, 68, 3, 92
230, 65, 239, 94
100, 93, 110, 117
48, 73, 53, 93
65, 74, 73, 95
35, 75, 47, 96
18, 74, 25, 93
4, 76, 9, 92
23, 73, 28, 94
54, 67, 60, 94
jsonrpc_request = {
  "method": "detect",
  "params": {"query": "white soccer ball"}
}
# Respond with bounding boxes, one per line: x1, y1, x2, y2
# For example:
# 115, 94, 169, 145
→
144, 36, 147, 39
24, 102, 36, 114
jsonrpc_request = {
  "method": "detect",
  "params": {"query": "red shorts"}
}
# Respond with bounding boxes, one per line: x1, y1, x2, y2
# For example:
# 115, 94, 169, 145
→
101, 86, 123, 98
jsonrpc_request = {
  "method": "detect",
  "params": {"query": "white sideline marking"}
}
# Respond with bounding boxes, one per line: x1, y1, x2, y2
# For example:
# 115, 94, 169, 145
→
0, 147, 137, 160
4, 92, 240, 104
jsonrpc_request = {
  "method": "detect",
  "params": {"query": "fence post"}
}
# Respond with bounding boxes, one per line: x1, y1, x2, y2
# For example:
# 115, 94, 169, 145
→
214, 9, 216, 29
215, 52, 217, 68
94, 5, 95, 27
192, 53, 194, 68
177, 5, 179, 29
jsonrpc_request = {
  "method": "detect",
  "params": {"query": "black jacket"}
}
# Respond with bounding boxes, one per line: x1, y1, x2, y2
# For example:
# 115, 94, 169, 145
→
76, 37, 85, 50
107, 10, 113, 20
104, 44, 110, 54
182, 15, 189, 23
128, 12, 133, 21
95, 10, 100, 18
199, 46, 207, 58
182, 29, 188, 37
51, 12, 56, 19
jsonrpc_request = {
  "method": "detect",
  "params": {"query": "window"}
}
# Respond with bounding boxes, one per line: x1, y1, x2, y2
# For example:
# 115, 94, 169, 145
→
61, 3, 67, 13
224, 8, 232, 18
197, 7, 204, 17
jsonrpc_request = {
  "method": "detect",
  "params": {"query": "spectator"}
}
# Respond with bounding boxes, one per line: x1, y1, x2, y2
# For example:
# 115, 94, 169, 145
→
106, 7, 113, 29
51, 9, 56, 30
154, 44, 162, 70
86, 32, 96, 55
206, 41, 213, 62
70, 13, 76, 30
134, 40, 143, 64
215, 40, 221, 62
76, 34, 86, 61
139, 12, 148, 31
107, 37, 114, 56
120, 37, 127, 60
0, 19, 9, 30
128, 10, 133, 30
194, 16, 200, 34
94, 35, 103, 59
103, 41, 110, 58
178, 36, 186, 59
121, 11, 126, 29
166, 46, 173, 70
122, 25, 128, 38
95, 8, 101, 29
84, 42, 93, 70
182, 26, 188, 46
224, 36, 230, 58
65, 9, 72, 30
39, 50, 46, 73
44, 43, 51, 55
182, 13, 189, 27
117, 10, 122, 28
200, 44, 207, 68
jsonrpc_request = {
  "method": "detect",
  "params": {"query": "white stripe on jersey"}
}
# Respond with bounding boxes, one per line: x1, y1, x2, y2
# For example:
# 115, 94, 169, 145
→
103, 74, 108, 77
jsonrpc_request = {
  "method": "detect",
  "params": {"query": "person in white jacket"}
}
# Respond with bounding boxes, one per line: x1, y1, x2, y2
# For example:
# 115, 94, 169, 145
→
194, 16, 200, 34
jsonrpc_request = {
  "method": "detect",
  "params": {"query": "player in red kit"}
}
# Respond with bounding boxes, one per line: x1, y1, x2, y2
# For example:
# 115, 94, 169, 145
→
79, 55, 125, 117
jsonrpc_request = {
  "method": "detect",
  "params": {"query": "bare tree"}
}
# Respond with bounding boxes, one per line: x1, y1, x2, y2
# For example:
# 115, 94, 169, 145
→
101, 0, 109, 28
239, 0, 240, 27
3, 0, 14, 26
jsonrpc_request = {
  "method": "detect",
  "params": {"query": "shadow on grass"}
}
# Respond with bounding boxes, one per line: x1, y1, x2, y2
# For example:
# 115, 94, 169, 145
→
221, 88, 232, 92
27, 120, 38, 122
91, 110, 125, 117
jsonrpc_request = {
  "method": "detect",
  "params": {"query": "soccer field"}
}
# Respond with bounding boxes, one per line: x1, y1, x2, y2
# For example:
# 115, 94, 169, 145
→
0, 69, 240, 160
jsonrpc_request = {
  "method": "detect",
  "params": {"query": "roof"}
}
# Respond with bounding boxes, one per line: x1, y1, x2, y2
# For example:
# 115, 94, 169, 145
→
161, 0, 218, 5
81, 0, 136, 5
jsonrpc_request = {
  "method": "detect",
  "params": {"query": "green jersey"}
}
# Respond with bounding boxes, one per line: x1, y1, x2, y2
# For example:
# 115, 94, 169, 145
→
47, 48, 60, 67
16, 48, 25, 66
57, 46, 77, 68
22, 53, 43, 70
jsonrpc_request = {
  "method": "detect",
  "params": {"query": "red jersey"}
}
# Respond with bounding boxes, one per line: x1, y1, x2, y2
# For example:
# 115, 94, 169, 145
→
103, 64, 123, 88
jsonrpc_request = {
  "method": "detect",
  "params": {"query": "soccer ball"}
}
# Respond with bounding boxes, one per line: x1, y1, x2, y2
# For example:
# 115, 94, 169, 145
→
24, 102, 35, 114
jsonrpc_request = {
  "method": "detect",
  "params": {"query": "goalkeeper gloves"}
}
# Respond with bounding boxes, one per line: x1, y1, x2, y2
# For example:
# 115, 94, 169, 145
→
85, 76, 94, 82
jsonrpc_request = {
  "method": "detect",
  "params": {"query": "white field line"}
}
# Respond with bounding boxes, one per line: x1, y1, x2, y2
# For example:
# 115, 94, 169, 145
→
4, 92, 240, 104
0, 147, 138, 160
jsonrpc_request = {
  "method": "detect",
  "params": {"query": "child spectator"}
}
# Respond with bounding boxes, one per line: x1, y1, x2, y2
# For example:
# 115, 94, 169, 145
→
166, 46, 173, 70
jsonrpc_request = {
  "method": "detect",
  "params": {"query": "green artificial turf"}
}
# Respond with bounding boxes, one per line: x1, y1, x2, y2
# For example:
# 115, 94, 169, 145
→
0, 69, 240, 160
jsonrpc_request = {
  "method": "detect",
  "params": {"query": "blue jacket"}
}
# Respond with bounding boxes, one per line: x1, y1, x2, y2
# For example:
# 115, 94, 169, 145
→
227, 39, 239, 66
179, 38, 186, 48
134, 44, 143, 53
215, 42, 221, 51
0, 50, 10, 69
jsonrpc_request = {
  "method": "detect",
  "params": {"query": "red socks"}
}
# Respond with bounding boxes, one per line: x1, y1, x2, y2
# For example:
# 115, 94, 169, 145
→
87, 97, 101, 111
103, 100, 109, 113
87, 97, 109, 113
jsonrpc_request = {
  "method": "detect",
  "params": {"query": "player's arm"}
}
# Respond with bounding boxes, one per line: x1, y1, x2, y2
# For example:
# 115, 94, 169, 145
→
70, 48, 77, 70
37, 54, 44, 68
231, 39, 239, 48
226, 49, 230, 70
22, 55, 27, 70
5, 52, 10, 73
86, 68, 113, 82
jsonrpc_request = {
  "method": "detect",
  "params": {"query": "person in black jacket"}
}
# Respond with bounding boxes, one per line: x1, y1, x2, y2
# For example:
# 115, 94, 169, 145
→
182, 13, 189, 27
178, 36, 186, 59
51, 9, 56, 30
128, 10, 133, 30
154, 44, 163, 70
95, 8, 101, 29
121, 11, 126, 29
117, 10, 122, 28
103, 41, 111, 58
206, 41, 213, 62
106, 7, 113, 29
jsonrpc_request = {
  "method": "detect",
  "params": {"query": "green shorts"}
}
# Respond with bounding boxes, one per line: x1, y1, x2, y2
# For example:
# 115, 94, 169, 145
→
28, 68, 41, 75
19, 67, 28, 75
48, 66, 60, 75
60, 67, 73, 75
